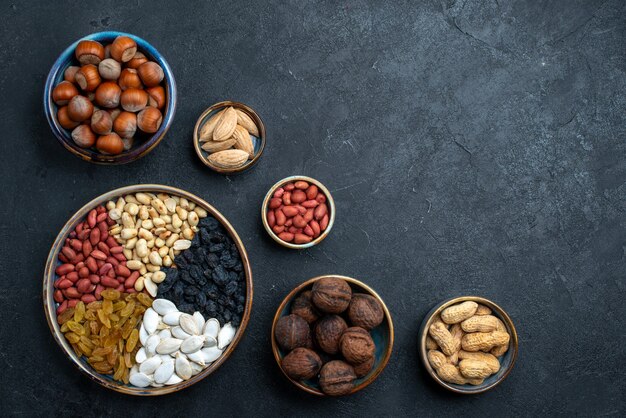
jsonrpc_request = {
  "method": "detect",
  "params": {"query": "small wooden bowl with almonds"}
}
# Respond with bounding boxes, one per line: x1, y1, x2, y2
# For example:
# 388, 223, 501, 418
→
193, 101, 266, 174
418, 296, 518, 394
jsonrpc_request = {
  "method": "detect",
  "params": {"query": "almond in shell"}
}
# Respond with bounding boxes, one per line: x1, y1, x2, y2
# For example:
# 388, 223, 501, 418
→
232, 125, 254, 158
199, 109, 224, 142
235, 109, 259, 137
201, 138, 236, 153
213, 107, 238, 141
208, 149, 248, 169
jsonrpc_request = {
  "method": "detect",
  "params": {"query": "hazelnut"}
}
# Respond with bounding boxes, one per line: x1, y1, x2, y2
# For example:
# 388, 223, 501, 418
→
281, 347, 322, 381
348, 294, 384, 330
315, 315, 347, 355
290, 290, 319, 324
339, 327, 375, 364
311, 277, 352, 314
110, 36, 137, 62
75, 40, 105, 65
353, 355, 375, 378
319, 360, 356, 396
274, 314, 311, 351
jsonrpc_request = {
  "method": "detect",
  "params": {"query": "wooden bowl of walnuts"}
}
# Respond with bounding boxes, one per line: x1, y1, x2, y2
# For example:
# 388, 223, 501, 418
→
271, 275, 394, 396
418, 296, 518, 394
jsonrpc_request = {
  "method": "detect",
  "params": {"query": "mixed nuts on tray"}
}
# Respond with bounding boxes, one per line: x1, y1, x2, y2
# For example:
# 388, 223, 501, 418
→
52, 191, 246, 387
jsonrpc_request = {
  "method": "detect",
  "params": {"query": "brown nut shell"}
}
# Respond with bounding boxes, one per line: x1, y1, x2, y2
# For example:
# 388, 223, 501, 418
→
67, 95, 94, 122
281, 347, 322, 381
146, 86, 166, 109
339, 327, 375, 364
113, 111, 137, 138
57, 106, 80, 130
126, 52, 148, 69
71, 124, 96, 148
311, 277, 352, 314
352, 355, 375, 378
137, 107, 162, 133
94, 82, 121, 108
75, 64, 101, 92
319, 360, 356, 396
96, 133, 124, 155
118, 68, 142, 90
120, 88, 148, 112
110, 36, 137, 62
315, 315, 347, 355
75, 40, 105, 65
52, 81, 79, 106
274, 314, 312, 351
290, 290, 319, 324
137, 61, 164, 87
64, 66, 80, 83
348, 294, 384, 330
90, 109, 113, 135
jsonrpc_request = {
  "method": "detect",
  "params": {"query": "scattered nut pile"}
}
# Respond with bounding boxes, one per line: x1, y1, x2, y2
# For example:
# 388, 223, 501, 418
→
57, 289, 152, 384
427, 301, 510, 386
198, 106, 259, 169
130, 299, 236, 387
52, 36, 166, 155
275, 277, 384, 396
106, 192, 208, 297
267, 180, 330, 245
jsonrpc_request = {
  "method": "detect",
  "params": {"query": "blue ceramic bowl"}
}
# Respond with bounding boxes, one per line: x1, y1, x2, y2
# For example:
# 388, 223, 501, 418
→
43, 31, 177, 164
271, 275, 394, 396
418, 296, 518, 394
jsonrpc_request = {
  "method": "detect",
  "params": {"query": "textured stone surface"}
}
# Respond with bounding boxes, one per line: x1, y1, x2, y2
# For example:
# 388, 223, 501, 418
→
0, 0, 624, 416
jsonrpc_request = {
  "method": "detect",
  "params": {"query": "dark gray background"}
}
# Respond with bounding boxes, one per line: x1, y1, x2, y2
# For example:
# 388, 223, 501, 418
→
0, 0, 624, 416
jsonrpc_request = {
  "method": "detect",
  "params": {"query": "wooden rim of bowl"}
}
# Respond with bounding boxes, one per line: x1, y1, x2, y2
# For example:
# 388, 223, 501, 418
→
42, 184, 253, 395
261, 176, 336, 249
419, 296, 518, 394
193, 101, 266, 174
271, 275, 394, 396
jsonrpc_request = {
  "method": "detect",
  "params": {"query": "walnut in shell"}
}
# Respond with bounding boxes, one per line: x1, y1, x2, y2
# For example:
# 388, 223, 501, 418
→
274, 314, 312, 351
319, 360, 356, 396
281, 347, 322, 380
348, 293, 384, 330
339, 327, 375, 364
315, 315, 347, 355
311, 277, 352, 314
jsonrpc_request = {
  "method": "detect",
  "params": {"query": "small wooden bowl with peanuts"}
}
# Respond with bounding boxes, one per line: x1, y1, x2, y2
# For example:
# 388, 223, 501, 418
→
418, 296, 518, 394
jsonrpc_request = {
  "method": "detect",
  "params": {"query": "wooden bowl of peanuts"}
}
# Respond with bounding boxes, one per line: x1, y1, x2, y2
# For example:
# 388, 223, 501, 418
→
418, 296, 518, 394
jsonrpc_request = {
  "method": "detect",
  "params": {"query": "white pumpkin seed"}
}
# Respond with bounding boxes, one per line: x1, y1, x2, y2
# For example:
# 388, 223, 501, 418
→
156, 338, 183, 355
218, 322, 236, 349
135, 348, 147, 364
179, 313, 199, 335
193, 312, 205, 332
129, 372, 152, 388
153, 299, 178, 316
144, 276, 157, 297
201, 346, 223, 363
130, 364, 139, 376
145, 334, 160, 355
143, 308, 159, 334
203, 318, 220, 339
139, 323, 149, 345
175, 353, 192, 380
204, 336, 217, 348
186, 350, 205, 366
181, 336, 205, 354
158, 329, 172, 340
165, 373, 183, 385
163, 311, 183, 326
171, 326, 191, 340
139, 356, 162, 375
154, 361, 175, 384
190, 361, 204, 376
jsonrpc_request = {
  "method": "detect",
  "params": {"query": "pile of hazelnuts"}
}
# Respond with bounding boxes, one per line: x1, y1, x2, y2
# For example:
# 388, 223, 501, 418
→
51, 36, 166, 155
274, 277, 385, 396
